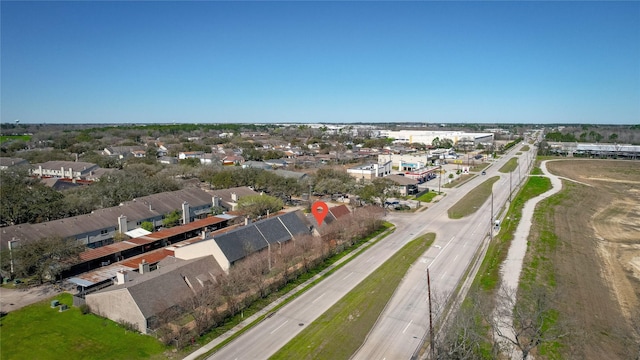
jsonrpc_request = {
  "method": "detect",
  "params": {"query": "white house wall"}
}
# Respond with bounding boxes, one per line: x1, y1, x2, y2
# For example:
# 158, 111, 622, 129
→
86, 288, 147, 333
174, 239, 230, 273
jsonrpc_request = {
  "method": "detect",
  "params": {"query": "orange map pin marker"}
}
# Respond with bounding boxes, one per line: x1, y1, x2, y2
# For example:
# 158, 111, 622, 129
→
311, 201, 329, 225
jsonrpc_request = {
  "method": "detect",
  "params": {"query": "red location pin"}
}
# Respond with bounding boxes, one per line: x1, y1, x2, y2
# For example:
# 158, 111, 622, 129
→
311, 201, 329, 225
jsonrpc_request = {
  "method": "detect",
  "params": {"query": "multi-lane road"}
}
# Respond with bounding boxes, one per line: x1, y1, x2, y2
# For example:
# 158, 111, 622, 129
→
206, 142, 536, 360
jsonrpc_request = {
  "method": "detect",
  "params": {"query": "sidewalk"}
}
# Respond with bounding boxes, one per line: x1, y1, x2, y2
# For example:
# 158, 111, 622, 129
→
495, 160, 563, 358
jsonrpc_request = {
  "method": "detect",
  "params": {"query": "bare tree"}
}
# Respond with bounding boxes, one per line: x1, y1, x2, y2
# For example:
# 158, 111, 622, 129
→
491, 285, 568, 360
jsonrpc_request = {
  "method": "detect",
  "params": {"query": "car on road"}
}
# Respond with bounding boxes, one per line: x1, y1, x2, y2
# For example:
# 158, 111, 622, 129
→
481, 171, 486, 175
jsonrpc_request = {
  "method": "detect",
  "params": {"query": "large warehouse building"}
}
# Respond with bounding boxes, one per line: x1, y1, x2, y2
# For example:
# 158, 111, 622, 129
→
378, 130, 494, 147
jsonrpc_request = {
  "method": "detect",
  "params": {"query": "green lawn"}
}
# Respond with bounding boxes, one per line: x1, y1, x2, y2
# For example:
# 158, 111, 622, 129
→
447, 176, 499, 219
0, 135, 31, 144
270, 233, 435, 360
521, 145, 530, 152
443, 173, 476, 188
499, 158, 518, 173
0, 293, 167, 360
416, 191, 438, 202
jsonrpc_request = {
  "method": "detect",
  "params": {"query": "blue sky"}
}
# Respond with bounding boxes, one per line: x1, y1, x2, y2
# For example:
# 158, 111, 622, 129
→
1, 1, 639, 124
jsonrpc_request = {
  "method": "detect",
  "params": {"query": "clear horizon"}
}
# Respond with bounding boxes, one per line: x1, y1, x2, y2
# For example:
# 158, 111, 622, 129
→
2, 2, 639, 125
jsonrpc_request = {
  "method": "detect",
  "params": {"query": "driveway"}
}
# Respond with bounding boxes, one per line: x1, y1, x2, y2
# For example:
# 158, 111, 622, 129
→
0, 284, 62, 313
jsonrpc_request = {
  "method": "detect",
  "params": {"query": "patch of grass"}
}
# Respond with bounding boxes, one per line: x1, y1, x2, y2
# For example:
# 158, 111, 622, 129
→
0, 135, 31, 144
415, 191, 438, 202
499, 158, 518, 173
448, 176, 499, 219
0, 293, 167, 360
474, 175, 552, 291
473, 163, 490, 171
444, 173, 476, 188
516, 152, 522, 155
521, 145, 530, 152
531, 167, 543, 175
271, 234, 435, 360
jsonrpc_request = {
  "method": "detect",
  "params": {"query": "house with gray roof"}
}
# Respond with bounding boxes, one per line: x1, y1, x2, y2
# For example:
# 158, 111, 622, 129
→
85, 255, 223, 334
174, 211, 312, 272
0, 157, 29, 170
103, 146, 146, 159
210, 186, 259, 211
1, 188, 218, 250
31, 160, 100, 179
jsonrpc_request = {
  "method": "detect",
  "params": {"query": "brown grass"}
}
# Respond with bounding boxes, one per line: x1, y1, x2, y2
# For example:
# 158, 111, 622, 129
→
530, 159, 640, 359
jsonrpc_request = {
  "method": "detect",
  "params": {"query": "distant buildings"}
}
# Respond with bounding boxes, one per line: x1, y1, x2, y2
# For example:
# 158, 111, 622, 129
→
378, 130, 494, 147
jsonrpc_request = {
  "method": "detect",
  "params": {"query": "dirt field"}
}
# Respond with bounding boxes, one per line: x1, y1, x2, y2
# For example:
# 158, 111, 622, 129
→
541, 159, 640, 359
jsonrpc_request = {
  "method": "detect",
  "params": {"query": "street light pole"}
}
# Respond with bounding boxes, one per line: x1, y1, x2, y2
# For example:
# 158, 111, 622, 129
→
509, 170, 512, 202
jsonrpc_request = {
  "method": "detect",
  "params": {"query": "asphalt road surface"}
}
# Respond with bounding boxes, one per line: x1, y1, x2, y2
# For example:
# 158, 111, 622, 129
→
206, 143, 535, 360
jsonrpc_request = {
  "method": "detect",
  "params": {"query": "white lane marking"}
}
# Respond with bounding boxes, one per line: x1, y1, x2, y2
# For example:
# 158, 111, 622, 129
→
270, 320, 289, 334
440, 271, 447, 279
312, 292, 326, 304
473, 221, 482, 233
453, 255, 459, 262
343, 272, 353, 280
402, 319, 413, 334
427, 236, 455, 269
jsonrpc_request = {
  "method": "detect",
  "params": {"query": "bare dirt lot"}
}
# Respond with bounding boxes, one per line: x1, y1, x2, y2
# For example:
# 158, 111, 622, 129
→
542, 159, 640, 359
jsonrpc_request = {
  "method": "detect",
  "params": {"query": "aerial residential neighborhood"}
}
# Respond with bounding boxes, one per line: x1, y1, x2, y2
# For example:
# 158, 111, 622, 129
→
2, 1, 639, 359
1, 121, 639, 360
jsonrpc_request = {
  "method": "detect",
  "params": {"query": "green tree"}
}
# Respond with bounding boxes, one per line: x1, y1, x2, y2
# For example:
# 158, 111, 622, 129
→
0, 169, 65, 226
140, 221, 154, 232
357, 177, 396, 207
311, 168, 355, 195
8, 235, 84, 283
163, 210, 181, 228
237, 194, 283, 219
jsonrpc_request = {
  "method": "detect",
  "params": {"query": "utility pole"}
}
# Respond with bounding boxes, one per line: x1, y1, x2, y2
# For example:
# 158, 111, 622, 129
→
428, 268, 435, 359
490, 191, 494, 240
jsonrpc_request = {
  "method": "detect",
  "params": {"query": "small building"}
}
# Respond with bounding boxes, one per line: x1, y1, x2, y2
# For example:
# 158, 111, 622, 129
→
347, 161, 392, 181
385, 174, 419, 196
0, 157, 29, 170
178, 151, 204, 160
31, 161, 100, 180
85, 255, 224, 334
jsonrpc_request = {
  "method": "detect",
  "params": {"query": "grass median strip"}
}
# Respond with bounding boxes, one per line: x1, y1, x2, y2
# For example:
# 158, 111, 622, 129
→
448, 176, 499, 219
270, 233, 435, 360
499, 158, 518, 173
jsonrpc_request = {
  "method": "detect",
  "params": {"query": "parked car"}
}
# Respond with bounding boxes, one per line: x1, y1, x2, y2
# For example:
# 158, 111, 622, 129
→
481, 171, 486, 175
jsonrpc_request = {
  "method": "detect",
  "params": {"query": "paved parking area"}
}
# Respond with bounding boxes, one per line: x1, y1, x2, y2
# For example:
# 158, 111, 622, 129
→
0, 284, 62, 313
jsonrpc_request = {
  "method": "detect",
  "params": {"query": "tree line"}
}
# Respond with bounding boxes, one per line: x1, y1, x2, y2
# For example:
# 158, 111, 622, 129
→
146, 207, 385, 349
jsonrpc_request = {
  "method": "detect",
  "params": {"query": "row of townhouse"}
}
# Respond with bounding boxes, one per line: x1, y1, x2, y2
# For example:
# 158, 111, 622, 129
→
1, 187, 220, 250
83, 205, 351, 333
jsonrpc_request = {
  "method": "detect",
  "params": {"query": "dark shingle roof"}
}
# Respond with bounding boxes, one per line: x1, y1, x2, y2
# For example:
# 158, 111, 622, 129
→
213, 211, 311, 264
90, 256, 223, 319
0, 187, 214, 249
215, 226, 268, 264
